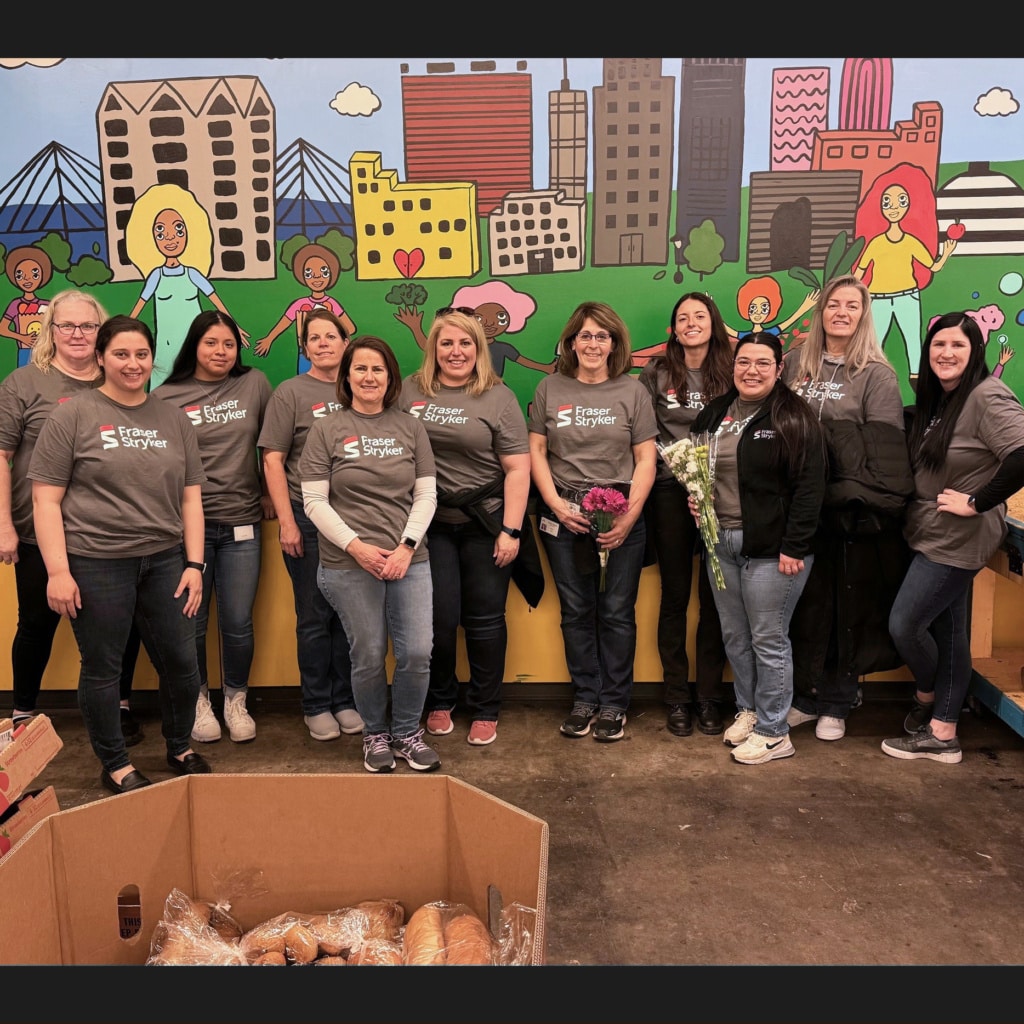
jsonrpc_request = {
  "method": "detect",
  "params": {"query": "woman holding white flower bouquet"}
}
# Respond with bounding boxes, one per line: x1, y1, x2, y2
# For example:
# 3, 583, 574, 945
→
640, 293, 732, 738
690, 335, 827, 766
528, 301, 657, 743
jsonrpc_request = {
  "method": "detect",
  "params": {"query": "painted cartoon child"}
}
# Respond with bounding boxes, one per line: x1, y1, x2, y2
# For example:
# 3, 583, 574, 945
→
725, 275, 819, 348
254, 243, 356, 375
126, 183, 248, 388
0, 246, 53, 368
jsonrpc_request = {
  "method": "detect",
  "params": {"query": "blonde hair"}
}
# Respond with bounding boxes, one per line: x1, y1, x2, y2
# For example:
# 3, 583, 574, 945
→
124, 183, 214, 277
414, 311, 500, 397
31, 290, 109, 372
791, 275, 893, 380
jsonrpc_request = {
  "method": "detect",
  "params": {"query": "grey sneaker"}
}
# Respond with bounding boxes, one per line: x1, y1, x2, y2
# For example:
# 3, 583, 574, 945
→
881, 726, 962, 764
334, 708, 364, 735
305, 712, 341, 741
593, 707, 626, 742
363, 732, 396, 773
560, 701, 598, 738
904, 697, 934, 735
390, 729, 441, 772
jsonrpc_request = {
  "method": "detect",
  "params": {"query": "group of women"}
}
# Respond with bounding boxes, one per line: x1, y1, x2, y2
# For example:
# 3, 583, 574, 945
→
4, 276, 1022, 790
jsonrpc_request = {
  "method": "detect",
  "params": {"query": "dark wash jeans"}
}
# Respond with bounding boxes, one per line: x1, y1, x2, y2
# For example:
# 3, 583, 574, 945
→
425, 518, 514, 722
68, 546, 200, 773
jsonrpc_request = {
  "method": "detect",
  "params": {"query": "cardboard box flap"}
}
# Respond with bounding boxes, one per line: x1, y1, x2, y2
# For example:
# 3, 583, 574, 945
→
0, 816, 64, 962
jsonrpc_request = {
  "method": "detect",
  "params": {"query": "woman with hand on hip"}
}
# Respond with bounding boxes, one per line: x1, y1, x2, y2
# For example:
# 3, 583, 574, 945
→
154, 310, 273, 745
257, 310, 362, 742
529, 301, 657, 743
692, 335, 827, 765
29, 315, 211, 794
301, 336, 438, 774
882, 313, 1024, 764
400, 308, 532, 747
639, 292, 731, 738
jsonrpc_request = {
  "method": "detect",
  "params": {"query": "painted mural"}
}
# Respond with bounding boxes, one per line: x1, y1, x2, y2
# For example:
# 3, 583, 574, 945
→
2, 56, 1024, 408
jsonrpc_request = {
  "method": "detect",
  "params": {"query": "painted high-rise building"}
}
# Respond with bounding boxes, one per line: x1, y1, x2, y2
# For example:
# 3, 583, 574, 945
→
401, 60, 533, 219
839, 58, 893, 131
770, 66, 829, 171
675, 57, 746, 264
591, 58, 675, 267
549, 58, 588, 202
97, 76, 276, 282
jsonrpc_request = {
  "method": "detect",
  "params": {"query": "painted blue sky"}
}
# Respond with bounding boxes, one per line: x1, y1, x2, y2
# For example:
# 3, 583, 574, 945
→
0, 57, 1021, 192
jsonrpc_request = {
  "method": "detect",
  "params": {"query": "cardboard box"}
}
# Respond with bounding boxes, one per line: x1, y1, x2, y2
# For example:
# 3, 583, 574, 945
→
0, 773, 549, 965
0, 785, 60, 859
0, 714, 63, 815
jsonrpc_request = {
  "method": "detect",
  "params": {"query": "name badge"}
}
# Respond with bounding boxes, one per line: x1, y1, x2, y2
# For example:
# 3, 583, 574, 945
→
539, 516, 561, 537
234, 524, 255, 542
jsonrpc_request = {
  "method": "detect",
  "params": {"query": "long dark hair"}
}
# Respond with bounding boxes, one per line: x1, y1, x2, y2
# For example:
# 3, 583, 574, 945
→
165, 310, 250, 384
735, 335, 825, 478
909, 312, 990, 471
660, 292, 734, 401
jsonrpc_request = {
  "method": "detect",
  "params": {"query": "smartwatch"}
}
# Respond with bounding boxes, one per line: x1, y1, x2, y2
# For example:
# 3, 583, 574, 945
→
185, 560, 207, 573
500, 525, 522, 539
401, 537, 417, 550
967, 495, 977, 510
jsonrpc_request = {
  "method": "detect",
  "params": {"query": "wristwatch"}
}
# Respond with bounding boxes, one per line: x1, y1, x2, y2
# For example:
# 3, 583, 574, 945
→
185, 560, 207, 573
401, 537, 417, 550
967, 495, 977, 510
500, 525, 522, 539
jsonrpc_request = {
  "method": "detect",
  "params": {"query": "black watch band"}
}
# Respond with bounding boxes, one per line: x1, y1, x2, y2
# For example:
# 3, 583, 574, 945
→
401, 537, 417, 550
185, 560, 206, 572
500, 525, 522, 539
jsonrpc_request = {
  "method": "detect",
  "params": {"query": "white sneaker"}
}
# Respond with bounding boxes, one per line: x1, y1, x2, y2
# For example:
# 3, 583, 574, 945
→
723, 709, 758, 747
223, 690, 256, 743
815, 715, 846, 741
191, 691, 222, 743
786, 706, 818, 728
732, 732, 795, 765
305, 712, 341, 741
334, 708, 364, 735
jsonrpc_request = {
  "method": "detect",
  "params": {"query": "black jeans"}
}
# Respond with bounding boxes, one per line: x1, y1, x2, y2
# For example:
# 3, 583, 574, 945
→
12, 541, 138, 714
645, 480, 727, 704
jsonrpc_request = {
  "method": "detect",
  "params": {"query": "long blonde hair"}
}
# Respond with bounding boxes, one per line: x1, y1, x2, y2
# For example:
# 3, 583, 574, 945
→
31, 290, 109, 372
414, 311, 500, 397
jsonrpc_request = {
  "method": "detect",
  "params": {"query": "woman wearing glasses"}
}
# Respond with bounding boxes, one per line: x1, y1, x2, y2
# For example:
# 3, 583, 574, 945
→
0, 291, 143, 743
528, 301, 657, 742
783, 276, 913, 742
691, 336, 827, 765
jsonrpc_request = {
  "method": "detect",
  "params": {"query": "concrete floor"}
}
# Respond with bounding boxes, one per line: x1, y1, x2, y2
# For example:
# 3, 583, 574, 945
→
22, 683, 1024, 979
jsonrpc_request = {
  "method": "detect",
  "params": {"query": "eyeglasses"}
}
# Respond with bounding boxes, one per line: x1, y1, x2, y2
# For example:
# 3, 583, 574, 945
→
734, 357, 776, 372
436, 306, 476, 317
576, 332, 613, 345
54, 322, 100, 336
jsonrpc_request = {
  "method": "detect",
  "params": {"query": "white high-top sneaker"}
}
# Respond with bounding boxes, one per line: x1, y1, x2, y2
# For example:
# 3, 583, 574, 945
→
223, 690, 256, 743
191, 691, 222, 743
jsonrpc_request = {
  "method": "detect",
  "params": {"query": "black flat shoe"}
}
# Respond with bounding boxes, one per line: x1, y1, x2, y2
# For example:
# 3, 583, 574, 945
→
695, 699, 724, 735
167, 751, 212, 775
100, 768, 152, 795
667, 703, 693, 737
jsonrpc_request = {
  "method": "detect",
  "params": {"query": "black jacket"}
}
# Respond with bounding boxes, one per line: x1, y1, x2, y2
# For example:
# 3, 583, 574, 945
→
692, 389, 826, 560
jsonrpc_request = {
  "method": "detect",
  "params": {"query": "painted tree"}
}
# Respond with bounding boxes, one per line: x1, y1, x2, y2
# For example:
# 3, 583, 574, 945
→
682, 219, 724, 281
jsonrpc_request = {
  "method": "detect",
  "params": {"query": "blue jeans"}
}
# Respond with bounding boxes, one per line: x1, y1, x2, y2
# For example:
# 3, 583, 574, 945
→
318, 559, 433, 739
709, 529, 812, 738
196, 521, 261, 698
281, 502, 355, 717
426, 519, 512, 722
539, 513, 646, 712
68, 546, 201, 772
888, 552, 978, 725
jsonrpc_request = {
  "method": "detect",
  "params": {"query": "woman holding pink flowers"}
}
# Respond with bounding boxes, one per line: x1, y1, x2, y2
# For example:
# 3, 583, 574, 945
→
528, 301, 657, 743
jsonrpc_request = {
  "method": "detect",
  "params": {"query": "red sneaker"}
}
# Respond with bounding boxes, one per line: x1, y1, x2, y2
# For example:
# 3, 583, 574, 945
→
426, 709, 454, 736
467, 720, 497, 746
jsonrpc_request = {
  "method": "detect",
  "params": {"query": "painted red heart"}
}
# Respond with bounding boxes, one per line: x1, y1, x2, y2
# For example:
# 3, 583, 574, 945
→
394, 248, 425, 278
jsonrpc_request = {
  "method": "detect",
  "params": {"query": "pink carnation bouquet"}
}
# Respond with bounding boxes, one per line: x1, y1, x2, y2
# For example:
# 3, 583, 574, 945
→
581, 485, 630, 592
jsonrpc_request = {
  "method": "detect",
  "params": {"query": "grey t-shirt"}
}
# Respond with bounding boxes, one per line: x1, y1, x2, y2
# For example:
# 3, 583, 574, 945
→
28, 389, 206, 558
299, 405, 436, 570
639, 359, 711, 484
527, 373, 657, 493
784, 355, 904, 429
153, 370, 271, 525
257, 374, 345, 505
398, 375, 528, 524
0, 365, 101, 543
711, 398, 763, 529
905, 376, 1024, 570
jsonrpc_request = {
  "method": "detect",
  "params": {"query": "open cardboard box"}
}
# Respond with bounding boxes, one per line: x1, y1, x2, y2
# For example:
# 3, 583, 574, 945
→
0, 773, 549, 965
0, 714, 63, 814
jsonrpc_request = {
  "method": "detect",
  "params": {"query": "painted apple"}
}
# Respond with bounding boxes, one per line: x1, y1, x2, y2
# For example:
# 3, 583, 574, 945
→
946, 220, 966, 241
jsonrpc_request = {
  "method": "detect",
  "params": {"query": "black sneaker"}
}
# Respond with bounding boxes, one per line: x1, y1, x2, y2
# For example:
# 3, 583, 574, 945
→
121, 707, 144, 747
593, 707, 626, 743
903, 697, 934, 735
695, 699, 724, 735
881, 726, 962, 764
667, 703, 692, 736
560, 702, 598, 738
